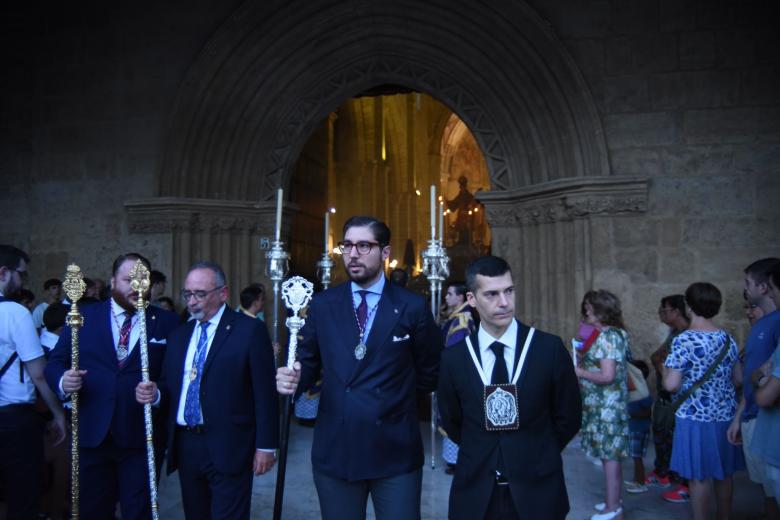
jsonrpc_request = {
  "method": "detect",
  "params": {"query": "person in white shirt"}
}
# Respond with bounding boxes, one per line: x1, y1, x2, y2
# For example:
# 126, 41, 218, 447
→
0, 244, 66, 519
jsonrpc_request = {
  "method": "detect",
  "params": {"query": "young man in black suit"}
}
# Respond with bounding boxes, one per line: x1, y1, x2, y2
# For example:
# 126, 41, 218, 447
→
436, 255, 582, 520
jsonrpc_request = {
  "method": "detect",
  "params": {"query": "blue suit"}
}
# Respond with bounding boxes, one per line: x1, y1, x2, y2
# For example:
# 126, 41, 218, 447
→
296, 280, 442, 484
158, 306, 278, 519
45, 300, 179, 520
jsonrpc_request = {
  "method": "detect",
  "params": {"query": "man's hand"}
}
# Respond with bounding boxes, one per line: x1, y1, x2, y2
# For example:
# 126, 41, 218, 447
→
276, 362, 301, 395
62, 369, 87, 393
135, 381, 158, 405
48, 412, 67, 446
253, 450, 276, 476
726, 418, 742, 445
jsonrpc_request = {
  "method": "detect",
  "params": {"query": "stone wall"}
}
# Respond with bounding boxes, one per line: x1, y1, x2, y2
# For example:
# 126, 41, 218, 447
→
531, 0, 780, 354
0, 2, 242, 295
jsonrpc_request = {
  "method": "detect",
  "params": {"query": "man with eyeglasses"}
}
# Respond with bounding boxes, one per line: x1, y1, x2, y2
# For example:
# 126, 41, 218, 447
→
136, 261, 278, 519
45, 252, 179, 519
1, 245, 66, 519
276, 215, 442, 520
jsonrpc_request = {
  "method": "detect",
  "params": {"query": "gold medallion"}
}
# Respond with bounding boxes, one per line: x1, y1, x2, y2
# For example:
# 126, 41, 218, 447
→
189, 366, 198, 382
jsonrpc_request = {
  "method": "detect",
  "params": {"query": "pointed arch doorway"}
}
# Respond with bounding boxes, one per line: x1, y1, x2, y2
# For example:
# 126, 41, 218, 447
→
126, 0, 648, 337
287, 90, 491, 291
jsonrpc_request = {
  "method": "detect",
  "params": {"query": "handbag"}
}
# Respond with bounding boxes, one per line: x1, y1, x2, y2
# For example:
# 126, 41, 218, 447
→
627, 362, 650, 402
651, 336, 731, 432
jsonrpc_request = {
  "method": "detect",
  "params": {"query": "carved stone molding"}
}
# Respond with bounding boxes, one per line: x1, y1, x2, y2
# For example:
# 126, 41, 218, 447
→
125, 197, 298, 235
480, 176, 648, 227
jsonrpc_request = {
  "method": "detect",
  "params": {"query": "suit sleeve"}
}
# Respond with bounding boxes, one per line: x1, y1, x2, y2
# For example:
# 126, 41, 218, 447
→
44, 325, 72, 399
551, 336, 582, 450
436, 351, 463, 444
295, 299, 323, 398
250, 321, 279, 449
411, 300, 443, 393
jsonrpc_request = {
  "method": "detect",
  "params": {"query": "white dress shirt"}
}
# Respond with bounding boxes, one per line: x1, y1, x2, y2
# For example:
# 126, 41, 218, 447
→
175, 303, 225, 425
478, 318, 519, 383
110, 299, 141, 358
0, 294, 43, 406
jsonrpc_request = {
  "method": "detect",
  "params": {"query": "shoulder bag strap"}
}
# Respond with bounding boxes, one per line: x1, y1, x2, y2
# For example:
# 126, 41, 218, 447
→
671, 335, 732, 413
0, 352, 19, 380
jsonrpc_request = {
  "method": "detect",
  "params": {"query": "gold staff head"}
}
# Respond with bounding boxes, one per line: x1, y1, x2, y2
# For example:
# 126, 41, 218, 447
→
129, 259, 151, 306
63, 264, 86, 304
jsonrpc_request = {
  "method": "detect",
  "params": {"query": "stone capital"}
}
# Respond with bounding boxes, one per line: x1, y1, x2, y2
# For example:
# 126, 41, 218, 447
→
479, 176, 648, 227
124, 197, 298, 235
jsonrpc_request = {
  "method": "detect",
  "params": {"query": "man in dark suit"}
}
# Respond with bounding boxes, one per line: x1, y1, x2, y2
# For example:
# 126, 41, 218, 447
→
436, 256, 582, 520
276, 215, 442, 520
136, 261, 278, 520
45, 252, 180, 520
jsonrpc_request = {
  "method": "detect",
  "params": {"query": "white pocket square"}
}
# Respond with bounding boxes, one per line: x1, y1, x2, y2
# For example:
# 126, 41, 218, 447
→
150, 338, 167, 344
392, 334, 410, 342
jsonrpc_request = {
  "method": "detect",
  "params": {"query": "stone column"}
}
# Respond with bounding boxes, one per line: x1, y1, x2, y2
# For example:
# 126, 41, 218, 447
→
125, 197, 298, 307
478, 176, 648, 338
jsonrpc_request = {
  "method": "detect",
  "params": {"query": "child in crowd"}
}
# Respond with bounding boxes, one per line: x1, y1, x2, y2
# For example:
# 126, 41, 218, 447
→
625, 360, 653, 493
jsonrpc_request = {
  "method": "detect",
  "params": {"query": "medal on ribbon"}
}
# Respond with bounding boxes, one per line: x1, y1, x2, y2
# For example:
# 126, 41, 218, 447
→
484, 384, 520, 431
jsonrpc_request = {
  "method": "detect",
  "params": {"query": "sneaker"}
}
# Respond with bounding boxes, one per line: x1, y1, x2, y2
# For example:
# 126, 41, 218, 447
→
591, 506, 623, 520
645, 470, 672, 488
662, 484, 690, 503
594, 500, 622, 512
624, 480, 649, 494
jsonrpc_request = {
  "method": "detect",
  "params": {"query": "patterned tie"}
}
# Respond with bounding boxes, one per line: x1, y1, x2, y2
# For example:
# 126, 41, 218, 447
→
117, 312, 132, 367
489, 341, 509, 385
356, 290, 369, 331
183, 322, 211, 427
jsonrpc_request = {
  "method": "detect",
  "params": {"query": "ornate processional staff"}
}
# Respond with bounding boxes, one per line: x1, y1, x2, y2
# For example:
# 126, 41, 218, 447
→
422, 187, 450, 470
272, 276, 314, 520
128, 260, 160, 520
63, 265, 86, 520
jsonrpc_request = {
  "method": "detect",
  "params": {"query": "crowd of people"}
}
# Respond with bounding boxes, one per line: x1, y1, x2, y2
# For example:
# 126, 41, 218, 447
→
1, 230, 779, 520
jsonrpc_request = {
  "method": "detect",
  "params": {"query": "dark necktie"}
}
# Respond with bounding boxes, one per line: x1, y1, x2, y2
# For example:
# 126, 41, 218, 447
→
489, 341, 509, 385
356, 290, 369, 331
117, 312, 132, 367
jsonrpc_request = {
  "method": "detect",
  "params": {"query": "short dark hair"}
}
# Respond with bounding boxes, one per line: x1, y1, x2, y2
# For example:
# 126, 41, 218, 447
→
465, 256, 511, 293
112, 253, 152, 276
389, 268, 408, 287
150, 270, 167, 285
43, 278, 62, 290
342, 216, 391, 247
685, 282, 722, 319
14, 288, 35, 305
581, 290, 626, 329
187, 261, 227, 287
744, 258, 780, 286
43, 303, 70, 332
448, 282, 467, 298
660, 294, 689, 322
770, 262, 780, 290
0, 245, 30, 270
240, 285, 264, 308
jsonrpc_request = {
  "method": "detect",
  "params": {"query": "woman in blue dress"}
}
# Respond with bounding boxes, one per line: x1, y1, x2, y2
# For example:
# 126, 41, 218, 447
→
663, 282, 744, 520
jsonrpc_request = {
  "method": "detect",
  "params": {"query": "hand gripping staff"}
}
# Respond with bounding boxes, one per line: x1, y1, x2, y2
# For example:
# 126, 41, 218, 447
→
272, 276, 314, 520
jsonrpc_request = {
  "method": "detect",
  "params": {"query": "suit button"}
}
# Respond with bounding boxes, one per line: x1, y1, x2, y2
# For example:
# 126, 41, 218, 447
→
345, 387, 351, 393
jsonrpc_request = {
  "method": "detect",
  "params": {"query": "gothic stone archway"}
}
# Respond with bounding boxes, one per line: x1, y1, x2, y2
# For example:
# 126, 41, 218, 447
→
126, 0, 647, 335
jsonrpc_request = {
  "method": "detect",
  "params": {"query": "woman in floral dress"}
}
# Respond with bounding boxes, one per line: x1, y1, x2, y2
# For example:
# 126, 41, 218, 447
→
575, 290, 630, 520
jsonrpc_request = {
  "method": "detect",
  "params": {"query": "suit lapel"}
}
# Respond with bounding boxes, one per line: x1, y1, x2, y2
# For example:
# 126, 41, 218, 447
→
120, 308, 160, 372
202, 307, 235, 378
99, 301, 119, 367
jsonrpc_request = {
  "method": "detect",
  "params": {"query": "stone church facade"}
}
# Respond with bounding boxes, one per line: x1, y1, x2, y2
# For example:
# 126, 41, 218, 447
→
1, 0, 777, 357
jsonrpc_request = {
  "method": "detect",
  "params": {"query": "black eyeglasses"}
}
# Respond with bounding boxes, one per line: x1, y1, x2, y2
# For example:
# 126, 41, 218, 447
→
14, 269, 29, 282
181, 286, 224, 302
338, 241, 381, 255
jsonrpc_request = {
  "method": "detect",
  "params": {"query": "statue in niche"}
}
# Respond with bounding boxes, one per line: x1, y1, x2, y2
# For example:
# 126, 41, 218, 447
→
445, 175, 476, 245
